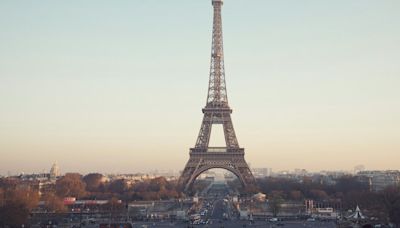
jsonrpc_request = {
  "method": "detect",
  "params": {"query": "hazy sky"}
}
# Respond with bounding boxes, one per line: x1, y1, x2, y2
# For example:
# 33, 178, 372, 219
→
1, 0, 400, 175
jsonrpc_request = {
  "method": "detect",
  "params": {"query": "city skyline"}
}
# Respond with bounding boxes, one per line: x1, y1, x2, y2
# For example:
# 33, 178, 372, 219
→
1, 0, 400, 175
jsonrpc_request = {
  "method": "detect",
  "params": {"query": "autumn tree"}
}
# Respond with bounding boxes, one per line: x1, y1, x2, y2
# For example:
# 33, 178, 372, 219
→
43, 193, 66, 213
149, 177, 168, 192
83, 173, 104, 192
0, 188, 4, 206
6, 188, 39, 211
56, 173, 86, 198
0, 188, 39, 227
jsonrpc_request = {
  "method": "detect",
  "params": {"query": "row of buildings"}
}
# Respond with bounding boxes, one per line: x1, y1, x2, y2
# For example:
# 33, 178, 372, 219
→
4, 163, 399, 193
252, 167, 400, 192
357, 170, 400, 191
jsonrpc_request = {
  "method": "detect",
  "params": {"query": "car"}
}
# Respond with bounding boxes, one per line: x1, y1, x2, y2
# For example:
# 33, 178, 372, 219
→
269, 218, 278, 222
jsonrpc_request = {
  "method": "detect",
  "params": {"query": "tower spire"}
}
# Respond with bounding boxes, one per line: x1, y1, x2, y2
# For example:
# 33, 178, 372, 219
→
207, 0, 228, 107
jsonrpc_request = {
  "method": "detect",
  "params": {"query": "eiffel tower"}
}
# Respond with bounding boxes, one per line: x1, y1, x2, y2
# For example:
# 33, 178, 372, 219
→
178, 0, 256, 192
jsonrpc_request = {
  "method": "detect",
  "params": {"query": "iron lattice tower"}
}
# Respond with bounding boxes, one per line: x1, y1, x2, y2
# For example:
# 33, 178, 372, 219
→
178, 0, 256, 192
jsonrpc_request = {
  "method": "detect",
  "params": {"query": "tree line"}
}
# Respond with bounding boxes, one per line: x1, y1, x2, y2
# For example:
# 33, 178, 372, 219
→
256, 176, 400, 225
1, 173, 399, 226
0, 173, 181, 226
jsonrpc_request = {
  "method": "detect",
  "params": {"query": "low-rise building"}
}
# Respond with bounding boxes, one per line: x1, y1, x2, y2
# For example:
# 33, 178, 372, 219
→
357, 170, 400, 191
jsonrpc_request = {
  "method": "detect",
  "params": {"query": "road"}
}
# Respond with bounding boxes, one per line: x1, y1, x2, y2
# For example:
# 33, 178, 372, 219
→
210, 199, 225, 220
131, 220, 336, 228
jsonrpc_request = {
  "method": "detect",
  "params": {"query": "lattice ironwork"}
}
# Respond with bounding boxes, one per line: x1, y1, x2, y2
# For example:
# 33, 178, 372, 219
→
178, 0, 256, 192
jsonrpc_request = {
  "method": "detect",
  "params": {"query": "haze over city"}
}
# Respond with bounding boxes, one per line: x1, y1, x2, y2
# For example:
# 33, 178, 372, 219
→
1, 0, 400, 175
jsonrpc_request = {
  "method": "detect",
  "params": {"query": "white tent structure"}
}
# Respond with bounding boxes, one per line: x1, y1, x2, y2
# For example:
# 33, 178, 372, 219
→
348, 205, 365, 220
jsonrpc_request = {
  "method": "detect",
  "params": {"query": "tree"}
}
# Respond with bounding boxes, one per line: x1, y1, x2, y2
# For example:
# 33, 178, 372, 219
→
310, 189, 329, 200
244, 184, 259, 195
382, 186, 400, 226
290, 190, 303, 201
108, 179, 127, 194
0, 188, 4, 206
0, 188, 39, 227
83, 173, 104, 192
335, 176, 369, 193
269, 193, 284, 217
132, 181, 149, 193
56, 173, 86, 198
0, 203, 30, 226
104, 197, 123, 221
43, 193, 66, 213
158, 189, 179, 200
149, 177, 168, 192
6, 188, 39, 211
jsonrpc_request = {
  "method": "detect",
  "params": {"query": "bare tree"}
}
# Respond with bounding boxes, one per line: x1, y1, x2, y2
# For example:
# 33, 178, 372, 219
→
56, 173, 86, 198
269, 193, 284, 217
382, 186, 400, 226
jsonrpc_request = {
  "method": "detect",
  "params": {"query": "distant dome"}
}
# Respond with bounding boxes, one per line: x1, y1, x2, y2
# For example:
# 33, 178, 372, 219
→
50, 162, 61, 178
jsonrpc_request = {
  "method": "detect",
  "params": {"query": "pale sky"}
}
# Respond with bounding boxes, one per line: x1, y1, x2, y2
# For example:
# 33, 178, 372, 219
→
1, 0, 399, 175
